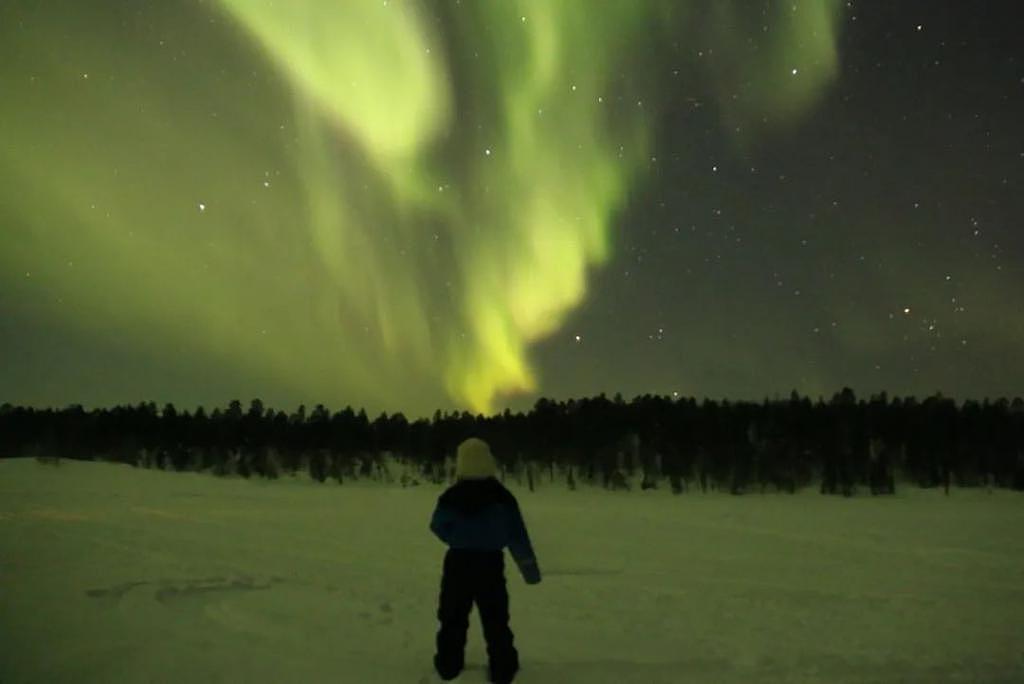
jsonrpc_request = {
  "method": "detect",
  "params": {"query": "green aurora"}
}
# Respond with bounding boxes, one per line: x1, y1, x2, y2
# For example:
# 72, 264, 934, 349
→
1, 1, 843, 415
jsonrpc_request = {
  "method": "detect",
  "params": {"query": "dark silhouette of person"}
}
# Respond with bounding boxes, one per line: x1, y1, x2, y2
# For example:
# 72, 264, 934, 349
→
430, 437, 541, 683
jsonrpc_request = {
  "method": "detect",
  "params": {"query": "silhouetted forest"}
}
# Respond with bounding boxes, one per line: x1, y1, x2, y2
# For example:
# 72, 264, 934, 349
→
2, 389, 1023, 495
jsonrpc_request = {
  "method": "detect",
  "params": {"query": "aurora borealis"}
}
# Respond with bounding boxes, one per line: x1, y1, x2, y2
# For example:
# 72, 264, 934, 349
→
2, 1, 1021, 417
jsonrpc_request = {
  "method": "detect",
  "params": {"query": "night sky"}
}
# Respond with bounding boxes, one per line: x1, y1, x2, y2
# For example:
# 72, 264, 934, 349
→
1, 1, 1021, 418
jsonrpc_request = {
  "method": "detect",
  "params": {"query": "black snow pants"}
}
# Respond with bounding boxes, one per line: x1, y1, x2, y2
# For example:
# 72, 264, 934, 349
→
434, 548, 519, 683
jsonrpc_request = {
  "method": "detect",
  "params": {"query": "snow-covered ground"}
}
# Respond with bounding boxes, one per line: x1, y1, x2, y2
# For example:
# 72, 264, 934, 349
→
1, 458, 1022, 683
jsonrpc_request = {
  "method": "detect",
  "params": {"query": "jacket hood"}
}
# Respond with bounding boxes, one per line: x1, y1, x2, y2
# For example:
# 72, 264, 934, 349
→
456, 437, 497, 480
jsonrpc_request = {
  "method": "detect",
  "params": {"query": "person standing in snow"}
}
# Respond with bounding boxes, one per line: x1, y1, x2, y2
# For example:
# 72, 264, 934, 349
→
430, 437, 541, 684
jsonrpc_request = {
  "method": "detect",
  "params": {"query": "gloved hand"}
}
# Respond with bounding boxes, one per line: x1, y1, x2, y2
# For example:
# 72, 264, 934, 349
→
517, 557, 541, 585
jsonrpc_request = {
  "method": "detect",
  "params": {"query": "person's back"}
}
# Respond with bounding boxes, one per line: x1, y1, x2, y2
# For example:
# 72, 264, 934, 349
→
429, 438, 541, 684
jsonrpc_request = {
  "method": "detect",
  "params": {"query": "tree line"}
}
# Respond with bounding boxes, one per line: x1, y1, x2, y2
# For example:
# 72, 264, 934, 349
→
2, 388, 1023, 495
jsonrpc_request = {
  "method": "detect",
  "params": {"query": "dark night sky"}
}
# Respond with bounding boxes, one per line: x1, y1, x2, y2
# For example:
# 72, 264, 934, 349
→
537, 1, 1024, 406
1, 1, 1022, 417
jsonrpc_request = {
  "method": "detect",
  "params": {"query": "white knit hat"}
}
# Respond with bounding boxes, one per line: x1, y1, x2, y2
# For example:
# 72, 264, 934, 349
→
455, 437, 497, 480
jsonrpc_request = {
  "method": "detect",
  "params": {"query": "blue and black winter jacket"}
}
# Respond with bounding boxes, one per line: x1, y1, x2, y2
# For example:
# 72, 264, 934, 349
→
430, 477, 541, 584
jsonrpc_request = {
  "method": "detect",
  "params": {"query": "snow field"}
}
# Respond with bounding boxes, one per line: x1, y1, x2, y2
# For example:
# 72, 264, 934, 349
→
1, 458, 1022, 683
